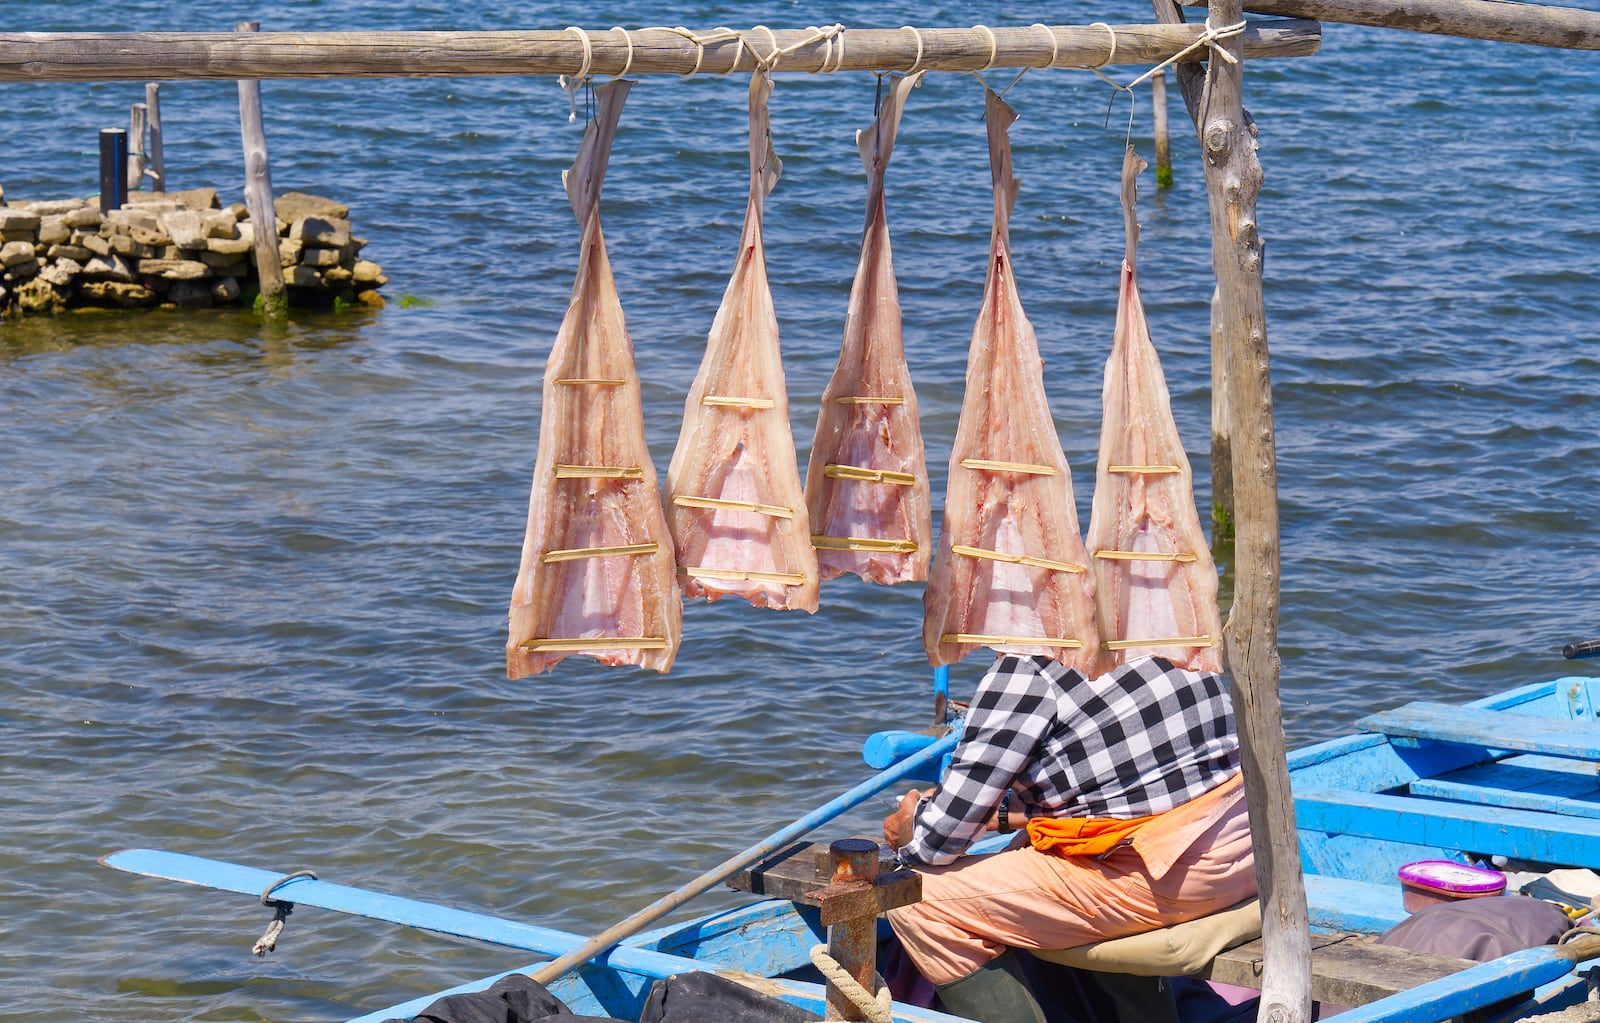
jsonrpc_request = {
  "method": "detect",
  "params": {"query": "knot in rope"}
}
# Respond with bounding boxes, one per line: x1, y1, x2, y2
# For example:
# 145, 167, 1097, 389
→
557, 26, 594, 123
251, 869, 317, 957
808, 944, 893, 1023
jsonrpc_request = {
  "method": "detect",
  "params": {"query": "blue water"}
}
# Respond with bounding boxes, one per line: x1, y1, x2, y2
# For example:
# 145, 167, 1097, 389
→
2, 2, 1597, 1020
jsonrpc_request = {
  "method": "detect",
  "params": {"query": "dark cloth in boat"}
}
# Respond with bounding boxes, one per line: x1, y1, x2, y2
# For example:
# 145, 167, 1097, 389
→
1377, 894, 1569, 962
390, 973, 623, 1023
639, 971, 818, 1023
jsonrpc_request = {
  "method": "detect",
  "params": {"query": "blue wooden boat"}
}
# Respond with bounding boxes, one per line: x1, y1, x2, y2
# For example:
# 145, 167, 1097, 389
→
104, 671, 1600, 1023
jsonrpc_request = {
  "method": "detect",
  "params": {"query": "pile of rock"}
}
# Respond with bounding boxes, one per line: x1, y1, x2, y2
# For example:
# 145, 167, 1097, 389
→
0, 185, 387, 316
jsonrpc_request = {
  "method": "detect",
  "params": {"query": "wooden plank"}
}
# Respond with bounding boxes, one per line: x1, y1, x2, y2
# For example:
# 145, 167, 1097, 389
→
1313, 945, 1576, 1023
1358, 701, 1600, 761
1303, 875, 1408, 934
0, 22, 1323, 83
1183, 0, 1600, 50
236, 22, 286, 319
1409, 775, 1600, 820
1296, 789, 1600, 867
145, 83, 164, 190
1206, 933, 1474, 1007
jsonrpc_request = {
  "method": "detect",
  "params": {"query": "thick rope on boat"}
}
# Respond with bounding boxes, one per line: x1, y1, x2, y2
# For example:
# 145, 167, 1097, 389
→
251, 869, 317, 956
808, 944, 893, 1023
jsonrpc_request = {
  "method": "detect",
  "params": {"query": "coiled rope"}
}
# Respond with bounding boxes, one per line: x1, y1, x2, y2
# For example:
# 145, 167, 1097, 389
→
808, 944, 893, 1023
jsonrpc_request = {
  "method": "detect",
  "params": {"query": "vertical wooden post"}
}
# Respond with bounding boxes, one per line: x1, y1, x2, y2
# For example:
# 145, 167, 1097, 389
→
1198, 1, 1312, 1021
1210, 287, 1235, 539
128, 102, 148, 193
98, 128, 128, 213
145, 83, 165, 191
824, 839, 879, 1021
236, 21, 286, 319
1152, 70, 1173, 189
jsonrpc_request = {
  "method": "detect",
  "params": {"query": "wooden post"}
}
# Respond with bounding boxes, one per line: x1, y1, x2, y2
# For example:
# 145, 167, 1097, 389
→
236, 22, 285, 319
1152, 70, 1173, 189
145, 83, 164, 191
128, 102, 148, 193
1198, 1, 1313, 1021
1183, 0, 1600, 49
824, 840, 879, 1021
1210, 287, 1235, 539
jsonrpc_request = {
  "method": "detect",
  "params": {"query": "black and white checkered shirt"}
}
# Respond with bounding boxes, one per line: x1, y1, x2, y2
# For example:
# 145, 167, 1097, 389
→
903, 653, 1239, 866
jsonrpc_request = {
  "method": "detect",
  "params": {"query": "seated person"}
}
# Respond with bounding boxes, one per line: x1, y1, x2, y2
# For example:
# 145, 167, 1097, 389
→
881, 652, 1256, 1023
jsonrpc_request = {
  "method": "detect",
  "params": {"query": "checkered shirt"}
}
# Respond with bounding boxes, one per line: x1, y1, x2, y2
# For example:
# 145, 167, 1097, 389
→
902, 653, 1240, 866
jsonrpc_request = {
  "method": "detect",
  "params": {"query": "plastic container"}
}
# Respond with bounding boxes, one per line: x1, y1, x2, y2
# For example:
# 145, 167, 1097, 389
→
1399, 860, 1506, 913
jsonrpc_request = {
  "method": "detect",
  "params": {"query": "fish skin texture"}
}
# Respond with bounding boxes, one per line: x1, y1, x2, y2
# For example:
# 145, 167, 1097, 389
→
922, 90, 1100, 674
804, 72, 932, 586
506, 81, 683, 679
1085, 148, 1224, 675
664, 69, 820, 612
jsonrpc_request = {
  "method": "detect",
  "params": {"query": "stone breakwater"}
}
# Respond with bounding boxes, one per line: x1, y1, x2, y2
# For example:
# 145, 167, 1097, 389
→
0, 185, 388, 315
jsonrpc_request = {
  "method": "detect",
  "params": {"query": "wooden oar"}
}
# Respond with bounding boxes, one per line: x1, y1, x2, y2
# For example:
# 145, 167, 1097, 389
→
529, 730, 959, 985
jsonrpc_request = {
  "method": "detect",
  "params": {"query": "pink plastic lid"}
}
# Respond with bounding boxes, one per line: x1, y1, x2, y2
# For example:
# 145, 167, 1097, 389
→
1397, 860, 1506, 895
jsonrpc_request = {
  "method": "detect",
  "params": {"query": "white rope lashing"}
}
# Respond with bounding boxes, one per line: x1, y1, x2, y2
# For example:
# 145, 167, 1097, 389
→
900, 25, 924, 73
558, 26, 593, 122
974, 24, 999, 71
609, 25, 634, 78
809, 944, 894, 1023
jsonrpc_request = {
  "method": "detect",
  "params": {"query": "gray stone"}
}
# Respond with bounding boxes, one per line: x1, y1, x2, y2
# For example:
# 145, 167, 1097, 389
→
355, 287, 385, 309
104, 208, 160, 234
212, 260, 249, 278
16, 198, 91, 217
79, 280, 155, 307
166, 280, 213, 307
108, 235, 152, 260
289, 264, 324, 288
15, 275, 63, 313
38, 217, 70, 246
83, 255, 136, 282
353, 259, 385, 284
237, 221, 256, 246
63, 206, 102, 229
138, 258, 210, 281
78, 233, 111, 257
39, 258, 81, 286
5, 257, 40, 280
129, 186, 218, 211
289, 215, 351, 249
324, 265, 354, 286
1, 240, 33, 267
211, 276, 241, 302
206, 235, 252, 257
274, 191, 348, 223
300, 246, 341, 268
47, 244, 91, 261
0, 208, 41, 232
1, 229, 35, 244
278, 238, 303, 268
162, 210, 206, 248
130, 225, 171, 247
226, 202, 249, 222
200, 249, 242, 269
200, 211, 238, 239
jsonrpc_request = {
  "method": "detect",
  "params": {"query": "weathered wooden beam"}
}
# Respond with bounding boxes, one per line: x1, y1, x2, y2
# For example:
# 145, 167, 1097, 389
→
0, 22, 1320, 82
235, 22, 285, 320
1185, 0, 1600, 48
1198, 1, 1313, 1021
127, 101, 148, 192
1210, 288, 1235, 538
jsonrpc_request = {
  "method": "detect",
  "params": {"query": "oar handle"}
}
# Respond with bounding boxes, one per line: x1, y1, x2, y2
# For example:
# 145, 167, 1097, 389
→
1563, 639, 1600, 660
529, 729, 960, 986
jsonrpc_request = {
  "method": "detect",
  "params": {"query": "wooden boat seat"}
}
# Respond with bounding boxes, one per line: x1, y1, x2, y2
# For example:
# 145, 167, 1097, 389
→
1033, 898, 1260, 975
1358, 701, 1600, 761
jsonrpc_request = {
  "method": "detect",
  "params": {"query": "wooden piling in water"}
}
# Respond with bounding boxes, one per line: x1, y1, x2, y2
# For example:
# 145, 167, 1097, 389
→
145, 82, 165, 191
127, 102, 148, 192
1152, 70, 1173, 189
235, 22, 285, 319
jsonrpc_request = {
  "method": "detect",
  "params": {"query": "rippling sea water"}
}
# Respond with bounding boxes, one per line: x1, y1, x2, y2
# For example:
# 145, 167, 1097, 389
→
2, 1, 1597, 1020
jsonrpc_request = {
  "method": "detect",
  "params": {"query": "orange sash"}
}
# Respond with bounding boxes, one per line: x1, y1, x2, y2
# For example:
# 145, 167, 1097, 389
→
1025, 809, 1164, 858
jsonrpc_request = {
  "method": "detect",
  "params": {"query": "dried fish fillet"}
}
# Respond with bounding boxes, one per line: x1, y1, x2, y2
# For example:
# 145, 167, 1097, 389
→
922, 90, 1099, 673
507, 81, 682, 679
1086, 148, 1224, 674
664, 69, 819, 612
804, 72, 932, 586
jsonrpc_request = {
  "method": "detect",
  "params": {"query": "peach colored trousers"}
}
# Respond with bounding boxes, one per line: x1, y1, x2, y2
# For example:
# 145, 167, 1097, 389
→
886, 796, 1257, 985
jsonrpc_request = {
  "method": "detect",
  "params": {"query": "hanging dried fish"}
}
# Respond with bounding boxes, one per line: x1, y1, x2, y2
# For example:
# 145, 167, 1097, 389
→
1085, 147, 1224, 674
922, 89, 1100, 673
804, 71, 932, 586
664, 68, 819, 612
507, 81, 682, 678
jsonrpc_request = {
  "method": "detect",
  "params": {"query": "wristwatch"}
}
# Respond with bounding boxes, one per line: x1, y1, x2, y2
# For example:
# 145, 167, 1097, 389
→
998, 790, 1013, 834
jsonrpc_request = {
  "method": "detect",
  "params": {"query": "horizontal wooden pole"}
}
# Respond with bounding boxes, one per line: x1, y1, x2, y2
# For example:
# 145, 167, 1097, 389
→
0, 21, 1321, 82
1186, 0, 1600, 49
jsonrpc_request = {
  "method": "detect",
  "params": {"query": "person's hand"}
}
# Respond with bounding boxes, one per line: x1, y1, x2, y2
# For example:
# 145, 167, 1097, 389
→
882, 787, 927, 850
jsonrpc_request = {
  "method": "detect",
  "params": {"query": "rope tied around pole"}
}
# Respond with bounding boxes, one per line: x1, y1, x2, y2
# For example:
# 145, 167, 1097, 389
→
974, 24, 999, 70
900, 26, 924, 73
558, 26, 593, 122
251, 869, 317, 956
809, 944, 893, 1023
609, 26, 634, 78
